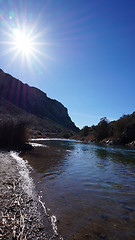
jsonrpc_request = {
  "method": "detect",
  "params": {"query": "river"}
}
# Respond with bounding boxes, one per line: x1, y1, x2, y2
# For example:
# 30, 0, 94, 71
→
22, 139, 135, 240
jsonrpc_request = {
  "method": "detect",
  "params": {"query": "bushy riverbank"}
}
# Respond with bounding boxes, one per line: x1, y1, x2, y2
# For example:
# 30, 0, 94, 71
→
71, 112, 135, 146
0, 115, 29, 149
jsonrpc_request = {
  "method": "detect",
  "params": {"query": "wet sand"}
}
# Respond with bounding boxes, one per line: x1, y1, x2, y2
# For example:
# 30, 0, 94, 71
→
0, 151, 60, 240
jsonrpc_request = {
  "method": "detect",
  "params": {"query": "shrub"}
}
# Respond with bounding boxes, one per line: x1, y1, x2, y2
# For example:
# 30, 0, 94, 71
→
0, 115, 28, 148
81, 126, 90, 137
94, 117, 109, 141
112, 113, 135, 144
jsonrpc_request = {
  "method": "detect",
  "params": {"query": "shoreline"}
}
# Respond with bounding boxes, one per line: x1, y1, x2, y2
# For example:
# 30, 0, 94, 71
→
70, 136, 135, 147
0, 151, 61, 240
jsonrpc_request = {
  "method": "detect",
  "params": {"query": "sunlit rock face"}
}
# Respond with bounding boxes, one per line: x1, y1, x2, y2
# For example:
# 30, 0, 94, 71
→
0, 69, 79, 133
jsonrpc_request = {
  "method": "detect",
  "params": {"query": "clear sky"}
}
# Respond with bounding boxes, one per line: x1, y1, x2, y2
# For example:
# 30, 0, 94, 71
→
0, 0, 135, 129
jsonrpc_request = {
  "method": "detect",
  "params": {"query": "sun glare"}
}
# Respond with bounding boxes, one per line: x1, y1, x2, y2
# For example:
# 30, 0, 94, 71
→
13, 28, 33, 55
1, 18, 50, 72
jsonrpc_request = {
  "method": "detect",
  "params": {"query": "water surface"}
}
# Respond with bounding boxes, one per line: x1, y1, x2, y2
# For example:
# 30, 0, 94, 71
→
22, 139, 135, 240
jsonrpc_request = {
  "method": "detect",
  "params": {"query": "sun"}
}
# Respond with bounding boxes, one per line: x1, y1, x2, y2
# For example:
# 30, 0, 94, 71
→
1, 22, 50, 72
12, 28, 33, 55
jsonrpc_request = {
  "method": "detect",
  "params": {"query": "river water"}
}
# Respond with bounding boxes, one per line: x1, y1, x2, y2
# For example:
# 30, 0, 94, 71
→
22, 139, 135, 240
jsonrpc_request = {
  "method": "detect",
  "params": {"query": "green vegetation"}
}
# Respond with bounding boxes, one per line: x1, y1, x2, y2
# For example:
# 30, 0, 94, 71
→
72, 112, 135, 145
0, 115, 28, 148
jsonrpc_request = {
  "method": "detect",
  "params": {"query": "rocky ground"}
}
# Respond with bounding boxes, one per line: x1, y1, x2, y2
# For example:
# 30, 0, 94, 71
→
0, 151, 60, 240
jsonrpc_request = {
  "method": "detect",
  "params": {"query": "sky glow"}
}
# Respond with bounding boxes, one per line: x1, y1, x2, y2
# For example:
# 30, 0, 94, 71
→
0, 0, 135, 128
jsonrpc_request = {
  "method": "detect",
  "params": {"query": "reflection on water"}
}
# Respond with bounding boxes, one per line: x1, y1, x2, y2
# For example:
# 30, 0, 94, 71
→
22, 140, 135, 240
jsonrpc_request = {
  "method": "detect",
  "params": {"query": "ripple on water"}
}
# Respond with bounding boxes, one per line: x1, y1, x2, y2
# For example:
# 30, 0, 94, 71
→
21, 139, 135, 240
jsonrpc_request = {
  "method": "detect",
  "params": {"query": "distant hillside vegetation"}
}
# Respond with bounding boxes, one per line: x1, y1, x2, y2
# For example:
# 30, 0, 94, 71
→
0, 69, 79, 138
72, 112, 135, 146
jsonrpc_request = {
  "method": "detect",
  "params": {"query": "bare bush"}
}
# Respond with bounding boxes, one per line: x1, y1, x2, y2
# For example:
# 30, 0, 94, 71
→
0, 114, 28, 148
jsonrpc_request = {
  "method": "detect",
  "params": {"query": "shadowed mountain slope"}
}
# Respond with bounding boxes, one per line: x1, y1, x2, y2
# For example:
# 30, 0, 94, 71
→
0, 69, 79, 136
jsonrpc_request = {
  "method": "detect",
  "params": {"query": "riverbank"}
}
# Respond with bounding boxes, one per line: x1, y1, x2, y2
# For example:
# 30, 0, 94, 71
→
0, 151, 60, 240
70, 135, 135, 147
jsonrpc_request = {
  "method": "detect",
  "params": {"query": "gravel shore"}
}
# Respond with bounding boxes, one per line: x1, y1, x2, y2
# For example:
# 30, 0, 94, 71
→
0, 151, 60, 240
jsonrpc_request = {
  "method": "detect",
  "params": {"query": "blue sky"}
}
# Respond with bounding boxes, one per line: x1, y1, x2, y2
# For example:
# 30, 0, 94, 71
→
0, 0, 135, 128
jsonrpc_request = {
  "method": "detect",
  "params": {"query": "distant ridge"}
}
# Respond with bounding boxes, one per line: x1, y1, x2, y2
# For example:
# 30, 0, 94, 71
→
0, 69, 79, 136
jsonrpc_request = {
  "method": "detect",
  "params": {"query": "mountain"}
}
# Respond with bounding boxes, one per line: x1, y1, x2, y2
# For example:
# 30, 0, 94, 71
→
0, 69, 79, 137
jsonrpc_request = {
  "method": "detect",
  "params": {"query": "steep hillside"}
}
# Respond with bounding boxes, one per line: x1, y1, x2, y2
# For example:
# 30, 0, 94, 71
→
0, 69, 79, 137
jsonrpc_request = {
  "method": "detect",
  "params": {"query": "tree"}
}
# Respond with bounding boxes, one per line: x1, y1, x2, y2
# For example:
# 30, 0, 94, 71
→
94, 117, 109, 141
81, 126, 90, 137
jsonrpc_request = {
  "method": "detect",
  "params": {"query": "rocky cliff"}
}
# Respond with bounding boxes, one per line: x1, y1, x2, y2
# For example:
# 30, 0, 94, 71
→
0, 69, 79, 136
